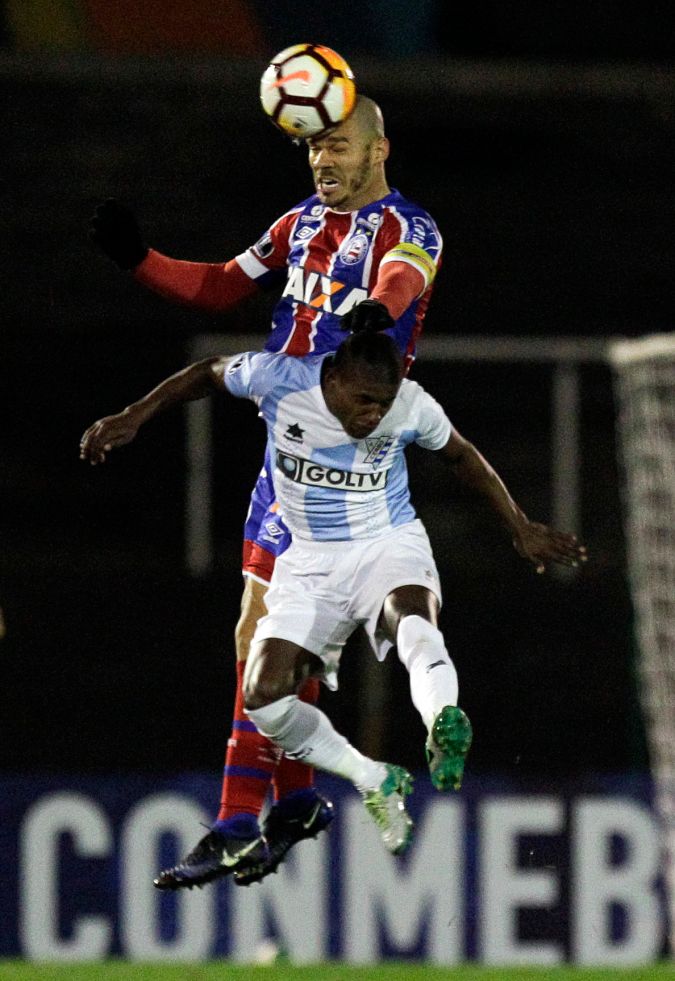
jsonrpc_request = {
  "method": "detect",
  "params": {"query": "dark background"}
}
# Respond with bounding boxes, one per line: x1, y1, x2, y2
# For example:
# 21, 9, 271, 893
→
2, 2, 674, 785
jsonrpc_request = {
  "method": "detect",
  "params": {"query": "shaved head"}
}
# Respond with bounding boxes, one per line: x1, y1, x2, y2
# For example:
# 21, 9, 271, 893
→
349, 95, 385, 141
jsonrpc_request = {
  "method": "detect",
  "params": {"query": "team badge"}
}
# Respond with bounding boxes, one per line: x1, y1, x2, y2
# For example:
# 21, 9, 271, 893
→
363, 435, 395, 469
339, 232, 369, 265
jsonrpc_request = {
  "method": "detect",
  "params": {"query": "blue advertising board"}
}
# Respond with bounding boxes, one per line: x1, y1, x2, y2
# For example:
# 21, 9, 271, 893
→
0, 772, 667, 964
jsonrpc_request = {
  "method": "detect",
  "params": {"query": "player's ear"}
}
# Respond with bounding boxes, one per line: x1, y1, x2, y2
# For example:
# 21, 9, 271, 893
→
373, 137, 390, 164
322, 359, 342, 392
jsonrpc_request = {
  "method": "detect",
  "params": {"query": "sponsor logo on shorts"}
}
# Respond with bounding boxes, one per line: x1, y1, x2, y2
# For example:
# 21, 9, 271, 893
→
276, 451, 389, 492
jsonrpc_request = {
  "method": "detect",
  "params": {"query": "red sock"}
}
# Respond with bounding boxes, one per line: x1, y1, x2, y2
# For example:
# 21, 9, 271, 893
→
272, 677, 320, 802
217, 661, 281, 821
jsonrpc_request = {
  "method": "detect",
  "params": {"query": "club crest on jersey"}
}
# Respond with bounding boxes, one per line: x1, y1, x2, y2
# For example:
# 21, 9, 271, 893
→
282, 267, 368, 315
363, 435, 395, 469
339, 232, 369, 265
276, 451, 389, 493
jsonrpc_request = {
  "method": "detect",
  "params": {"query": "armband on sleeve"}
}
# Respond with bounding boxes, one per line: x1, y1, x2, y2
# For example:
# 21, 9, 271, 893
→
379, 242, 438, 290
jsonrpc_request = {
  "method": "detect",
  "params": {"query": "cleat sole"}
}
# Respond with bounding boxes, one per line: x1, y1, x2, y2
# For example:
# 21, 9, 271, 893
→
427, 706, 473, 791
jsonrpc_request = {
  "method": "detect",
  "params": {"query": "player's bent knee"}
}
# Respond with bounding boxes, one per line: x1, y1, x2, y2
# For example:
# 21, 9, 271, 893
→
380, 585, 439, 640
242, 647, 294, 709
244, 681, 294, 710
242, 664, 276, 709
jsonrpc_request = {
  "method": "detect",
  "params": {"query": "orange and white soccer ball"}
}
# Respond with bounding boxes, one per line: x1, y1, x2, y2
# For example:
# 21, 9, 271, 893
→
260, 43, 356, 139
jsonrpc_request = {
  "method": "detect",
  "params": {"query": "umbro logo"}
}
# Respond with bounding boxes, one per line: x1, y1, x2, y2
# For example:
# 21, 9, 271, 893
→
263, 521, 284, 542
285, 423, 305, 443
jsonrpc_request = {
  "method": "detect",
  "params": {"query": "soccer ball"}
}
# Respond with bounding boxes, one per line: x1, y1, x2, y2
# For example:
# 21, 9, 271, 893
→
260, 43, 356, 139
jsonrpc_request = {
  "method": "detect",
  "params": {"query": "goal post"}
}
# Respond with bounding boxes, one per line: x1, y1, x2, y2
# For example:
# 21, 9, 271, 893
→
609, 332, 675, 952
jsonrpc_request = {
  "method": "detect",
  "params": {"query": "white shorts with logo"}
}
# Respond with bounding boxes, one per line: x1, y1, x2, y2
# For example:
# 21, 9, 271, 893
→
252, 518, 442, 689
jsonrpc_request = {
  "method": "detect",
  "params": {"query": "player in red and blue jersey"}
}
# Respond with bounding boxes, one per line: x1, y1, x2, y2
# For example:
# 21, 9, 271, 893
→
90, 95, 443, 889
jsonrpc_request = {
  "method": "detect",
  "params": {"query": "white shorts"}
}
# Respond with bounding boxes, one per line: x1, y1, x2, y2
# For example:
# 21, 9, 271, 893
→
252, 519, 442, 689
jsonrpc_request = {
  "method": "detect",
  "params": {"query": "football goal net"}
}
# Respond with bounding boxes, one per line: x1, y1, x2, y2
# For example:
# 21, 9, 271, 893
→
610, 333, 675, 954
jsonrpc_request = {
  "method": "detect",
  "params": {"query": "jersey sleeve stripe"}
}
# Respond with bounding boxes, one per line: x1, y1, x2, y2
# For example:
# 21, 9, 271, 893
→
236, 249, 271, 279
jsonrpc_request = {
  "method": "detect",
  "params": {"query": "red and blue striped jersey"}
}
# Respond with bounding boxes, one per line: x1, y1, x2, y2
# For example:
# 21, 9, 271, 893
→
235, 188, 442, 362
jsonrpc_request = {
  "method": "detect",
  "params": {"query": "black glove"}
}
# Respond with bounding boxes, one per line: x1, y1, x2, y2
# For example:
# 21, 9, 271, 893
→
89, 199, 149, 270
340, 298, 394, 335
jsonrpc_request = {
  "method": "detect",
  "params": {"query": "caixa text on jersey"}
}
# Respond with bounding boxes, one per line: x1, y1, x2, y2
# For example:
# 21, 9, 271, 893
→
281, 267, 368, 314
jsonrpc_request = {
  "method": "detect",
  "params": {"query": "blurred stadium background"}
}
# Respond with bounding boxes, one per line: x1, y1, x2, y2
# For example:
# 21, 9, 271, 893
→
1, 0, 674, 969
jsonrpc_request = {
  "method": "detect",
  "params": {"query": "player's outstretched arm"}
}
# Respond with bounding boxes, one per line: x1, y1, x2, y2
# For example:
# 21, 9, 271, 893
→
79, 356, 230, 465
438, 430, 587, 574
89, 198, 259, 312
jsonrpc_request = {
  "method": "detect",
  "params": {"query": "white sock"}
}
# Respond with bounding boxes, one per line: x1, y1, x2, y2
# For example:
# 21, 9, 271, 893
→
247, 696, 387, 791
397, 615, 458, 733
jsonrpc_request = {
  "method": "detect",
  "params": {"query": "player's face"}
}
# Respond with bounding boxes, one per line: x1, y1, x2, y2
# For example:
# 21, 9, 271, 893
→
307, 116, 389, 211
323, 366, 400, 439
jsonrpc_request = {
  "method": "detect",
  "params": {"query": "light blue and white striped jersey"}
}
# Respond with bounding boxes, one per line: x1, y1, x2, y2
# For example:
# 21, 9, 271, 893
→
223, 351, 452, 542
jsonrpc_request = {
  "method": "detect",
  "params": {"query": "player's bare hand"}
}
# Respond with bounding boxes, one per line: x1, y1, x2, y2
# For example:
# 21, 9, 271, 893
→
512, 521, 587, 574
79, 412, 139, 465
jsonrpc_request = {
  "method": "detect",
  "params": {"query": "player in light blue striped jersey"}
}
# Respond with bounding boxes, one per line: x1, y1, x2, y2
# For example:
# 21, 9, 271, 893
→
80, 329, 586, 871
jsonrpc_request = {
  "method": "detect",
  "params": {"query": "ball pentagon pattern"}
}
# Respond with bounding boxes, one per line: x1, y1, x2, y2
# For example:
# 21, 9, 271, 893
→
260, 43, 356, 139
